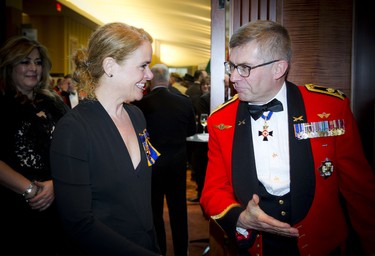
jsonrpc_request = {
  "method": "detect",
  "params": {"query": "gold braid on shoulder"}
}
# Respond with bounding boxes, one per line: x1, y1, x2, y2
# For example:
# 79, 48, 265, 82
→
304, 83, 346, 100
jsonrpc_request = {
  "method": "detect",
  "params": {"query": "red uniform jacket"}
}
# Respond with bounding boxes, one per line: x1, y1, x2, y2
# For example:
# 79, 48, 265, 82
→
200, 82, 375, 255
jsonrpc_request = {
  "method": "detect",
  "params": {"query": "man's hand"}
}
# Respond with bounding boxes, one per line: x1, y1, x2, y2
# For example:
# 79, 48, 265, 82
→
237, 194, 299, 237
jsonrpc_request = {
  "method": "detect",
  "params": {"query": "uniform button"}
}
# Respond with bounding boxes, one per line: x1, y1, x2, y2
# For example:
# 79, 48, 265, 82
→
256, 244, 260, 248
256, 234, 260, 238
281, 211, 286, 216
279, 199, 284, 205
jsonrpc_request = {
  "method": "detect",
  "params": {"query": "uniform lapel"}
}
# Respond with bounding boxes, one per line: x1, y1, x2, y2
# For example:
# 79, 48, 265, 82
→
231, 83, 315, 224
232, 101, 260, 205
286, 82, 315, 224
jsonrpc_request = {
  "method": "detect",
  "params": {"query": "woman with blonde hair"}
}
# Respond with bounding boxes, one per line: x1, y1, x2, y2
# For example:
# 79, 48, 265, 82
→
50, 22, 161, 255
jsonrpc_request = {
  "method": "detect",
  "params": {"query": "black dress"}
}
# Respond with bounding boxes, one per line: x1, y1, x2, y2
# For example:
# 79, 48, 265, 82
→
0, 92, 68, 255
50, 100, 161, 255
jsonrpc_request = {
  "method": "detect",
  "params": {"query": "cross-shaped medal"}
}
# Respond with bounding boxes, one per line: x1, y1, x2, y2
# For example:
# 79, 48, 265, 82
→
259, 124, 273, 141
258, 112, 274, 141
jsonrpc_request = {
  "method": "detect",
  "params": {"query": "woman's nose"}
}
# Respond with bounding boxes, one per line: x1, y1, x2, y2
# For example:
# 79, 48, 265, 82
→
27, 62, 38, 70
145, 66, 154, 80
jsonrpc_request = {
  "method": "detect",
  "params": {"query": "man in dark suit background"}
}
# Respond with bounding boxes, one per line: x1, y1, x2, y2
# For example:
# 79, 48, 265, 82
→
134, 64, 196, 256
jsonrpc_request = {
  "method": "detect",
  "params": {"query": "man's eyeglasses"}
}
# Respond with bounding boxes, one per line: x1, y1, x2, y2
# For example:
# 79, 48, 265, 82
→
224, 60, 280, 78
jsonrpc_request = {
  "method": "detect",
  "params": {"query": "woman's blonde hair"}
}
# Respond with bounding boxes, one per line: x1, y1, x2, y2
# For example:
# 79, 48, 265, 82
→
73, 22, 153, 99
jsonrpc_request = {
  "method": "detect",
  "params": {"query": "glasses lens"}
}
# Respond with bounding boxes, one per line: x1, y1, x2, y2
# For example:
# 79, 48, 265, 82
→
237, 65, 250, 77
224, 62, 232, 74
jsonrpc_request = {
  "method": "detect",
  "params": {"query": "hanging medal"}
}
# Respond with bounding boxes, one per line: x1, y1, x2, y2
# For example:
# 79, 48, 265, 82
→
319, 158, 334, 178
258, 111, 273, 141
139, 129, 161, 166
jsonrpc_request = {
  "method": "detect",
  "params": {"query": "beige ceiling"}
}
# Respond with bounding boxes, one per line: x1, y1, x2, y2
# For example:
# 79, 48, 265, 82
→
57, 0, 211, 67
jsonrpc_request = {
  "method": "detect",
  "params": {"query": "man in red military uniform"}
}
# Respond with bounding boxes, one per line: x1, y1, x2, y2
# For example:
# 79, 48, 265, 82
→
200, 20, 375, 256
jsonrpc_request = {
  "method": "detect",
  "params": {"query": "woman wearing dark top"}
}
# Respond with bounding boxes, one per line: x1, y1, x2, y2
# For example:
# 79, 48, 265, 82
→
0, 36, 69, 255
50, 22, 161, 255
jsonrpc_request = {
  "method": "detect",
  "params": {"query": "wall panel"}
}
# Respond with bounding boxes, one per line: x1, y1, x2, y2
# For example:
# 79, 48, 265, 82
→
283, 0, 352, 96
63, 18, 95, 74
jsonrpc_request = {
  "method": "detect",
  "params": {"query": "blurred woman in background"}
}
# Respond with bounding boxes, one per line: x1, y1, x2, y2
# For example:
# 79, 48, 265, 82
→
0, 36, 69, 255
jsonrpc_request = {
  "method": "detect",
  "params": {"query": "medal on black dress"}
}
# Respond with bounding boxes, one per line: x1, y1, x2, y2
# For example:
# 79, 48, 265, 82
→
139, 129, 160, 166
259, 111, 273, 141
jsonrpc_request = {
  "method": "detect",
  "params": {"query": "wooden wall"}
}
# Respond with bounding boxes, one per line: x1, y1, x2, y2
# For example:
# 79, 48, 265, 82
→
21, 14, 95, 76
21, 0, 98, 76
22, 15, 65, 74
283, 0, 353, 96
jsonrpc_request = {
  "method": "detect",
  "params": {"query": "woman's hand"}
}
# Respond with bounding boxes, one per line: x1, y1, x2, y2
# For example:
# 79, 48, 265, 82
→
27, 180, 55, 211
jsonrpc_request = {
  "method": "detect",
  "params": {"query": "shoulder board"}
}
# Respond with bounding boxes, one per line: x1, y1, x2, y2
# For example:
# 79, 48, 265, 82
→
210, 94, 238, 116
304, 83, 346, 100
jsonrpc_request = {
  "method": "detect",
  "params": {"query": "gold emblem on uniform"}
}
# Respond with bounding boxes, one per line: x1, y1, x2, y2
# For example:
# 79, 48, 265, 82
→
214, 123, 232, 130
293, 116, 304, 122
238, 119, 246, 126
317, 112, 330, 118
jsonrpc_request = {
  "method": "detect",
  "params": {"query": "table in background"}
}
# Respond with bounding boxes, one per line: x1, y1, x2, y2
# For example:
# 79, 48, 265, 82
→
186, 133, 209, 143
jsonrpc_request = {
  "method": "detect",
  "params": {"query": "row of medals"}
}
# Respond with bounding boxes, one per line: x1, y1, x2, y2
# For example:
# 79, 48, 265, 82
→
293, 119, 345, 140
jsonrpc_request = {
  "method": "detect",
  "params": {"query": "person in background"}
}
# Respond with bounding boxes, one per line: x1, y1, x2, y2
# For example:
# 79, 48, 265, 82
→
0, 36, 69, 255
167, 73, 183, 95
53, 77, 63, 93
182, 73, 194, 90
198, 75, 211, 98
134, 63, 196, 256
57, 73, 80, 109
62, 73, 80, 108
200, 74, 230, 117
200, 20, 375, 256
49, 76, 55, 89
199, 75, 210, 96
186, 69, 208, 116
56, 74, 72, 108
169, 72, 187, 94
186, 69, 209, 198
187, 74, 211, 204
190, 74, 232, 207
50, 22, 161, 255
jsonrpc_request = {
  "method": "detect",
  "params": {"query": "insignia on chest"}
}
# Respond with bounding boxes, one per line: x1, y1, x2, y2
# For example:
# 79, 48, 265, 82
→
293, 119, 345, 140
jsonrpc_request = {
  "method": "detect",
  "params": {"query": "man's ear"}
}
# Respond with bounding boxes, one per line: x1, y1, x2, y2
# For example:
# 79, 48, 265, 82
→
103, 57, 115, 77
274, 60, 289, 79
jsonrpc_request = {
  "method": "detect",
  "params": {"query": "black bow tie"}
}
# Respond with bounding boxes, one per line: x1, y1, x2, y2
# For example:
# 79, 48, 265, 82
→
247, 98, 283, 120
